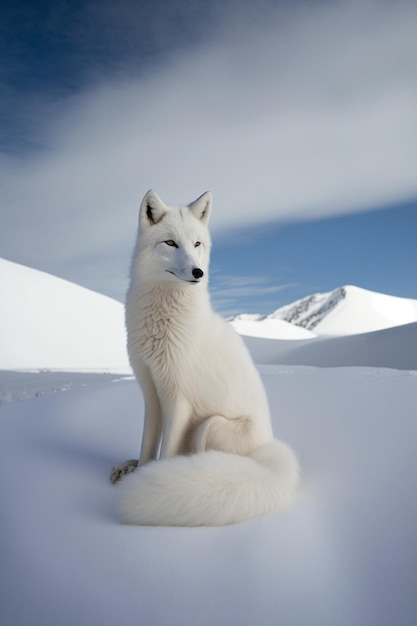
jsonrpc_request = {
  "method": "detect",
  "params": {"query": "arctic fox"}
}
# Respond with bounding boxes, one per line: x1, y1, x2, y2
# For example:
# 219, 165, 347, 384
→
111, 190, 299, 526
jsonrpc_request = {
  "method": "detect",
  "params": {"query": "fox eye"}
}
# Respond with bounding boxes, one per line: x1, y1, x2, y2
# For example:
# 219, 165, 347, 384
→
195, 241, 201, 247
165, 240, 178, 247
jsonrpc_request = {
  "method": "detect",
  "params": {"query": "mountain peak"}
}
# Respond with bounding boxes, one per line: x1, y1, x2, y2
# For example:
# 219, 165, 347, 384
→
269, 286, 347, 330
230, 284, 417, 337
269, 285, 417, 335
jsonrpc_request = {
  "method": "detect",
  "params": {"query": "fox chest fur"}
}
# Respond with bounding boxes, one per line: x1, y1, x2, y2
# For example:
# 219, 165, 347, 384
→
126, 285, 204, 393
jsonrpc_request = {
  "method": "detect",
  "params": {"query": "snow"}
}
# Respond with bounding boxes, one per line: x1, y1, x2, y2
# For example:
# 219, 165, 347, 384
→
1, 330, 417, 625
231, 317, 316, 339
0, 258, 130, 371
243, 321, 417, 370
313, 285, 417, 335
0, 370, 133, 404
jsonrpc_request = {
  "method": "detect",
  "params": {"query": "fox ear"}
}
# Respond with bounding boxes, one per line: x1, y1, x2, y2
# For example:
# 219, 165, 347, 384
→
139, 190, 167, 229
189, 191, 212, 224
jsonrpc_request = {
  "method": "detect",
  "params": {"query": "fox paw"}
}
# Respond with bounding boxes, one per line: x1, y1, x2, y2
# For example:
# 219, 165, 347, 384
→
110, 459, 138, 484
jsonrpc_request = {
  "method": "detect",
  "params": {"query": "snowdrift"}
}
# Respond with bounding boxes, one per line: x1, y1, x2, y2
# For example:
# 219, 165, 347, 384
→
243, 321, 417, 370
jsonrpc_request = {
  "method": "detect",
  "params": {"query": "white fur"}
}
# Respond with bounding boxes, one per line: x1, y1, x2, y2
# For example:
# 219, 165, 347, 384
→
114, 190, 299, 526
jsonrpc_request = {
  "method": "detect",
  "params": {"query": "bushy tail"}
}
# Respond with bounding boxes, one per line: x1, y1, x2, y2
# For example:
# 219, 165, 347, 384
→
118, 440, 299, 526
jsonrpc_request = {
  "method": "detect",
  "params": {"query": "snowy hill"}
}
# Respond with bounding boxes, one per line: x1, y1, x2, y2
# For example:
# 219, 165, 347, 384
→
0, 258, 130, 371
267, 285, 417, 335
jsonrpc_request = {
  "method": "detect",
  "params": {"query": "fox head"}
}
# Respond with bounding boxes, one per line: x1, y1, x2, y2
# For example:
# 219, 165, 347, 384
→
133, 190, 212, 286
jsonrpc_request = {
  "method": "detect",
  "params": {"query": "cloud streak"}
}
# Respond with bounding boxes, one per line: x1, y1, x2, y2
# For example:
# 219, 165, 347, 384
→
1, 0, 417, 298
210, 275, 295, 317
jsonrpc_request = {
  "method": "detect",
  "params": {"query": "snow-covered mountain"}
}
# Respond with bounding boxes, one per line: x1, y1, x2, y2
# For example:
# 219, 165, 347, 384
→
0, 258, 130, 371
231, 285, 417, 336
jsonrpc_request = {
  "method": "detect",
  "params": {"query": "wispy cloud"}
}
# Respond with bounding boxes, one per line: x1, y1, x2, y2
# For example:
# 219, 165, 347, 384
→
210, 274, 294, 316
1, 0, 417, 298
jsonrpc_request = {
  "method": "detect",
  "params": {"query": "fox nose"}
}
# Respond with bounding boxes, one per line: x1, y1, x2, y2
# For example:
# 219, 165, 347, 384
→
192, 268, 204, 279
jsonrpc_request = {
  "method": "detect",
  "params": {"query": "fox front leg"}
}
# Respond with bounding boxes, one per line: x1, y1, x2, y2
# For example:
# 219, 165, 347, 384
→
137, 363, 162, 466
110, 364, 162, 484
159, 396, 192, 459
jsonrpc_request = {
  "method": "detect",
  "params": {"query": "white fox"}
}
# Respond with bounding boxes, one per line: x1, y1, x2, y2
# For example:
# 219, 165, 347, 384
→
111, 190, 299, 526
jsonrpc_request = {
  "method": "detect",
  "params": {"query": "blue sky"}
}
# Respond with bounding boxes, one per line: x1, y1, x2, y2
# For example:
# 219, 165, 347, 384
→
1, 0, 417, 316
211, 200, 417, 315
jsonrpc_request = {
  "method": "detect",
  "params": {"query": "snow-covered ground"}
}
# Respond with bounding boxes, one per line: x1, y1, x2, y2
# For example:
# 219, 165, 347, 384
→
1, 350, 417, 626
0, 370, 133, 404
